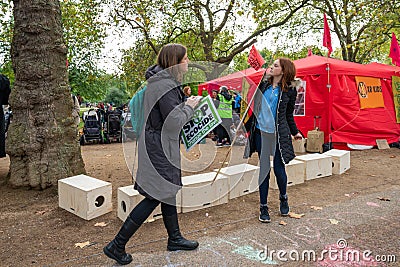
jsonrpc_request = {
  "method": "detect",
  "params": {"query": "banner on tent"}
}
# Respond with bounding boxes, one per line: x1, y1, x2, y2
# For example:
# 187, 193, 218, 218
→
294, 80, 306, 116
392, 76, 400, 123
181, 95, 221, 151
355, 76, 384, 109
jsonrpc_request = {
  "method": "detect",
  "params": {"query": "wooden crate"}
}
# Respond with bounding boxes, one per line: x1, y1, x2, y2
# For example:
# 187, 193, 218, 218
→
269, 159, 305, 189
323, 149, 350, 175
181, 172, 228, 213
58, 175, 112, 220
292, 138, 307, 154
295, 154, 332, 180
117, 185, 163, 223
214, 163, 260, 199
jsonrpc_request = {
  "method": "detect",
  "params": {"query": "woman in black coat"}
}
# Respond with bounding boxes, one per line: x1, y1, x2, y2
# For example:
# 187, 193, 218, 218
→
244, 58, 302, 223
104, 44, 200, 265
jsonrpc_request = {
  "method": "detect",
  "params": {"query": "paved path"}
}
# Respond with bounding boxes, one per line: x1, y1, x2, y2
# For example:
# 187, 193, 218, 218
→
56, 185, 399, 267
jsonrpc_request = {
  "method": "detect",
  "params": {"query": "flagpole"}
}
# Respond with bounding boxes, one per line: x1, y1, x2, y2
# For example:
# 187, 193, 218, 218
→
211, 70, 269, 184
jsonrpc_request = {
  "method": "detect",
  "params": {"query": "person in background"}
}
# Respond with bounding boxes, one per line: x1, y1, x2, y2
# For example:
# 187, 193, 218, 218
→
244, 58, 302, 223
103, 43, 200, 265
0, 74, 11, 158
183, 86, 192, 100
215, 85, 233, 146
210, 89, 219, 141
233, 92, 241, 114
71, 93, 80, 130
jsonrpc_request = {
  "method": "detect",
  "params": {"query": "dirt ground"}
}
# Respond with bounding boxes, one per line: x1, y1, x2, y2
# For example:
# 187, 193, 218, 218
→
0, 140, 399, 266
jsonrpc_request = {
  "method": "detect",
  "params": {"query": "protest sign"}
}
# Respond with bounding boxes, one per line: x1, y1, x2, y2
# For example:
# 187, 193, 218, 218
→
181, 95, 221, 151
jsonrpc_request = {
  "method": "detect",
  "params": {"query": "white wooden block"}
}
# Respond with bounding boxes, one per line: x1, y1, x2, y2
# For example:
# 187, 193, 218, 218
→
295, 154, 332, 180
269, 159, 305, 189
117, 185, 163, 223
292, 138, 307, 153
323, 149, 350, 174
214, 164, 260, 199
181, 172, 229, 213
58, 174, 112, 220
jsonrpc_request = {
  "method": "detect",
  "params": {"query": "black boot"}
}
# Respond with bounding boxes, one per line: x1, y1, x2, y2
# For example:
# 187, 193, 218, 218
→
163, 213, 199, 251
103, 216, 140, 265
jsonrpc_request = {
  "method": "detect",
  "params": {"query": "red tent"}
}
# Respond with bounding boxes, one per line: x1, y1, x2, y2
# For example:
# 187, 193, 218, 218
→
199, 55, 400, 146
197, 67, 266, 95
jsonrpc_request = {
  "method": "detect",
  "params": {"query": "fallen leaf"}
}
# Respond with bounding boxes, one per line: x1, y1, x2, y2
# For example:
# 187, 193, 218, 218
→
94, 222, 108, 227
329, 219, 339, 225
366, 202, 380, 207
35, 210, 47, 215
75, 241, 90, 248
288, 212, 305, 219
310, 206, 323, 210
377, 196, 390, 201
279, 220, 287, 226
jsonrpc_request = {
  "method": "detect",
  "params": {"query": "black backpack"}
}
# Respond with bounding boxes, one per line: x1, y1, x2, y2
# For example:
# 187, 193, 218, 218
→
0, 74, 11, 105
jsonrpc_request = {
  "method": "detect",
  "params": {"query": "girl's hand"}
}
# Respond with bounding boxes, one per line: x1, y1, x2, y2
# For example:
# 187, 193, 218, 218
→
185, 96, 201, 109
293, 132, 303, 140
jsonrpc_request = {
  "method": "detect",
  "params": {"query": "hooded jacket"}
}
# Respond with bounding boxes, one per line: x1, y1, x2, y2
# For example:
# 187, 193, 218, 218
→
134, 65, 194, 202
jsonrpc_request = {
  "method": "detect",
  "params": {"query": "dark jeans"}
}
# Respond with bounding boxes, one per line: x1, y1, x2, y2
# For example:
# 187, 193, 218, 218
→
255, 130, 288, 205
127, 197, 176, 226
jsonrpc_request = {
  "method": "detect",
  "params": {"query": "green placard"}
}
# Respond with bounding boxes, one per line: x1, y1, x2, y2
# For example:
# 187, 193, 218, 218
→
181, 95, 222, 151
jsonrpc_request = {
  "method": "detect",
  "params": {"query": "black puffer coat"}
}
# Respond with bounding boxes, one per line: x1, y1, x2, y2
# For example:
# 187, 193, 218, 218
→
244, 79, 299, 164
134, 65, 194, 202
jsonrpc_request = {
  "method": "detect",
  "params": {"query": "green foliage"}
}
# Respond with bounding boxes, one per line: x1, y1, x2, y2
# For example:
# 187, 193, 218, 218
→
275, 0, 400, 63
0, 0, 13, 76
68, 67, 112, 101
61, 0, 106, 71
232, 45, 324, 71
1, 0, 107, 100
108, 0, 309, 82
104, 87, 130, 107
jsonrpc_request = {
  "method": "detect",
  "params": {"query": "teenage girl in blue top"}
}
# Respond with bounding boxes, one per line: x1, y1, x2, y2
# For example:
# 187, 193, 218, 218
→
244, 58, 302, 223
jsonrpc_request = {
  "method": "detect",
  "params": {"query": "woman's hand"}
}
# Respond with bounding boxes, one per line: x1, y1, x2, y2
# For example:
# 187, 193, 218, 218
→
293, 132, 303, 140
185, 96, 201, 109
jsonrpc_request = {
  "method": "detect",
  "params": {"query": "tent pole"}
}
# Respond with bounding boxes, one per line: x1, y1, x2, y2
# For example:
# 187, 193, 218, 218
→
326, 62, 333, 150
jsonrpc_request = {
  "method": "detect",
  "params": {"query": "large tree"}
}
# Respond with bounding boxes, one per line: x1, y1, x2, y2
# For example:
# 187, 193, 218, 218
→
8, 0, 85, 189
108, 0, 309, 86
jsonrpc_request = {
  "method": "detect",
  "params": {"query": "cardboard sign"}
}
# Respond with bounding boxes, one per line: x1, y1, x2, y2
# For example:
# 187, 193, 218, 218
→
355, 76, 384, 109
181, 95, 221, 151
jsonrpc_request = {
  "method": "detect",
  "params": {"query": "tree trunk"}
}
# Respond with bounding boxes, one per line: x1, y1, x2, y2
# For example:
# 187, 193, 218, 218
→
8, 0, 85, 189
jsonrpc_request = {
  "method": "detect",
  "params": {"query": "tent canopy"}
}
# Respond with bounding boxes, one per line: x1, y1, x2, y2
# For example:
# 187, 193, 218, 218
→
198, 55, 400, 146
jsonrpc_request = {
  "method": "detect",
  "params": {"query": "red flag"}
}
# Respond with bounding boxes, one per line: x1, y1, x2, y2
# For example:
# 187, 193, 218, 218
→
307, 47, 313, 57
247, 45, 265, 70
389, 32, 400, 66
323, 13, 332, 57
